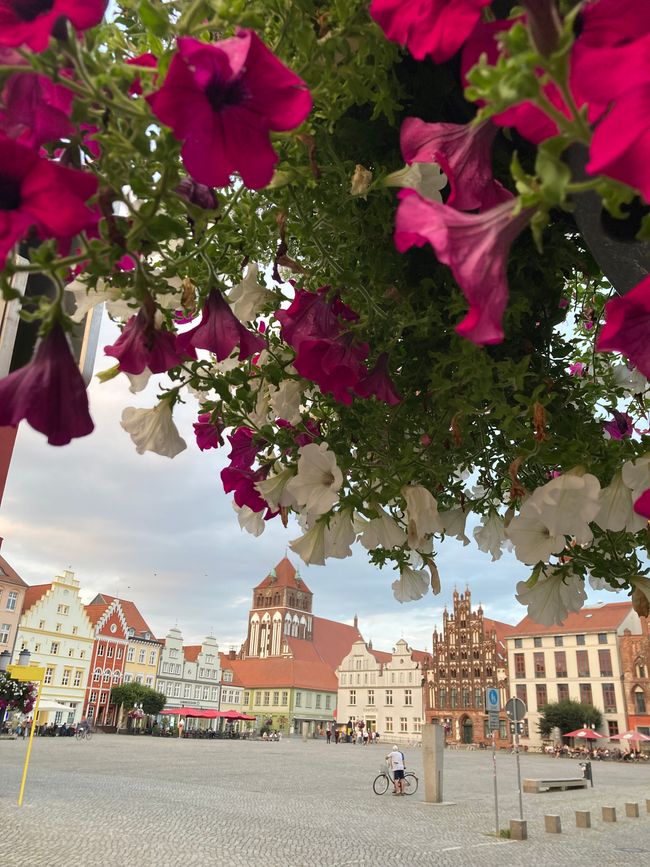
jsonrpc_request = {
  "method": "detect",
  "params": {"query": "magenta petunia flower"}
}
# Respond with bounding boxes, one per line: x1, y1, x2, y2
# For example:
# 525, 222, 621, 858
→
226, 426, 259, 469
293, 334, 369, 405
193, 412, 224, 451
0, 0, 108, 52
633, 488, 650, 519
0, 72, 74, 148
104, 310, 185, 375
176, 288, 265, 361
221, 464, 270, 512
0, 323, 93, 445
146, 31, 312, 189
568, 362, 586, 376
174, 177, 218, 210
0, 135, 97, 267
395, 190, 533, 345
275, 288, 342, 347
126, 52, 158, 96
370, 0, 491, 63
578, 0, 650, 48
400, 117, 511, 212
603, 410, 635, 440
354, 352, 402, 405
597, 274, 650, 377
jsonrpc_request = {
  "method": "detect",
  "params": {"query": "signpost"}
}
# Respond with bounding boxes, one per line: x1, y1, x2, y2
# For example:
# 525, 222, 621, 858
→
485, 688, 501, 835
6, 661, 45, 806
506, 697, 527, 820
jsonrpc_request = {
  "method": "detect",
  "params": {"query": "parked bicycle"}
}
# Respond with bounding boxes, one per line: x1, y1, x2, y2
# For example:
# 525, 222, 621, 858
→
373, 762, 418, 795
75, 727, 92, 741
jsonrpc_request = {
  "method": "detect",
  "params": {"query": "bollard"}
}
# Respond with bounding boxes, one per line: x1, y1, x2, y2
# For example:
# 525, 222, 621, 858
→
625, 802, 640, 818
544, 815, 561, 834
646, 799, 650, 814
602, 806, 617, 823
510, 819, 527, 841
575, 810, 591, 829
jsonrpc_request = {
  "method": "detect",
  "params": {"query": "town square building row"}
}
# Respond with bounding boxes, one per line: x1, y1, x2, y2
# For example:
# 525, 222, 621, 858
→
2, 550, 650, 743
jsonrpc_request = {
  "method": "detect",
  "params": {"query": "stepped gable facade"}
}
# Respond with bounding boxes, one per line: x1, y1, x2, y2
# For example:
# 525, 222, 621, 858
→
0, 549, 28, 655
424, 588, 512, 747
82, 599, 129, 728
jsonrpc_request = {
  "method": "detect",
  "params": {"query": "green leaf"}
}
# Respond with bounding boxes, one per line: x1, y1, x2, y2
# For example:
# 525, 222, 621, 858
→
138, 0, 170, 38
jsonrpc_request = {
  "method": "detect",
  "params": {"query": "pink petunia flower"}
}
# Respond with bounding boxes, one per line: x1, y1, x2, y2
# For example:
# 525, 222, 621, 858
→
293, 334, 369, 405
633, 488, 650, 519
577, 0, 650, 48
275, 288, 342, 347
0, 72, 74, 148
597, 274, 650, 377
126, 52, 158, 97
174, 177, 218, 210
0, 135, 97, 267
354, 352, 402, 405
400, 117, 511, 212
104, 310, 185, 375
146, 31, 312, 189
193, 412, 224, 451
226, 426, 259, 469
370, 0, 491, 63
221, 463, 270, 513
395, 190, 533, 345
176, 287, 265, 361
603, 410, 635, 440
0, 323, 94, 445
0, 0, 108, 52
568, 362, 586, 376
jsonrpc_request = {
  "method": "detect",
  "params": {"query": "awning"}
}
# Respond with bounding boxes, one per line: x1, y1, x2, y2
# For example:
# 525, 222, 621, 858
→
564, 728, 605, 740
36, 701, 77, 713
610, 730, 650, 742
220, 710, 256, 721
161, 708, 221, 718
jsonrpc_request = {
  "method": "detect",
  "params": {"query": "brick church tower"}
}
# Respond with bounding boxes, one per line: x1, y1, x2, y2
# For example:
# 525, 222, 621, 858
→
244, 558, 313, 658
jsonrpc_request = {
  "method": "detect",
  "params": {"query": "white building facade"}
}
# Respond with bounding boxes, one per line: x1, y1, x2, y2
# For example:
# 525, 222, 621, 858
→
156, 628, 222, 722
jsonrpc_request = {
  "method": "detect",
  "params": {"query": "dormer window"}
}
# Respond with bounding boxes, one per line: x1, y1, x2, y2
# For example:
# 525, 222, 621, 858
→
127, 627, 135, 638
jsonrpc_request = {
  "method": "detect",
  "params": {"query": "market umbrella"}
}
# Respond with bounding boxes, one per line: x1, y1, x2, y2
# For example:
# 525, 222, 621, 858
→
609, 730, 650, 742
564, 728, 605, 739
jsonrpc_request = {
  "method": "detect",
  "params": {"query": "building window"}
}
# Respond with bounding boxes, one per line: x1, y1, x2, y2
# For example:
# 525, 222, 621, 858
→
169, 649, 178, 659
385, 689, 393, 706
211, 687, 218, 701
6, 591, 17, 611
579, 683, 593, 705
576, 650, 590, 677
44, 667, 54, 685
533, 652, 545, 678
61, 669, 71, 686
462, 688, 470, 708
576, 634, 585, 646
281, 691, 288, 706
598, 649, 613, 677
602, 683, 617, 713
182, 684, 190, 698
127, 647, 134, 662
203, 686, 209, 700
316, 694, 322, 709
400, 717, 408, 733
349, 690, 356, 706
50, 642, 59, 655
0, 623, 9, 644
514, 638, 522, 649
173, 683, 181, 697
57, 604, 69, 615
92, 667, 101, 683
68, 649, 74, 658
116, 647, 123, 660
554, 651, 567, 678
38, 620, 45, 630
90, 691, 97, 702
514, 653, 526, 679
325, 695, 331, 709
124, 673, 132, 683
451, 688, 458, 709
554, 636, 563, 647
72, 627, 78, 636
55, 623, 62, 633
535, 684, 548, 708
137, 649, 145, 664
73, 671, 82, 687
516, 684, 527, 707
107, 645, 114, 658
413, 717, 422, 733
243, 691, 250, 705
295, 692, 301, 707
634, 688, 646, 714
103, 669, 111, 682
35, 644, 41, 653
438, 687, 446, 708
474, 687, 483, 708
597, 633, 607, 645
533, 637, 542, 648
385, 717, 393, 733
499, 720, 507, 739
305, 693, 312, 707
405, 689, 413, 707
557, 683, 569, 702
273, 691, 279, 706
149, 651, 156, 665
608, 719, 619, 737
368, 689, 375, 705
97, 644, 104, 657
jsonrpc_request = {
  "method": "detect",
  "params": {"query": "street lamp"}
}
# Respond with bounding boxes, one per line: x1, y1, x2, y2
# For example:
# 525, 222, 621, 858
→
17, 649, 30, 667
0, 650, 11, 671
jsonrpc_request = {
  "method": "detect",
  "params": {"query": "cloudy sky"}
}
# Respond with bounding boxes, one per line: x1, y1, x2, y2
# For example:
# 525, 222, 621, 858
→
1, 313, 620, 653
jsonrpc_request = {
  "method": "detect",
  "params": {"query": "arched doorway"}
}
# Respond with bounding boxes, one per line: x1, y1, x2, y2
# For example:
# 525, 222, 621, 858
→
461, 716, 473, 744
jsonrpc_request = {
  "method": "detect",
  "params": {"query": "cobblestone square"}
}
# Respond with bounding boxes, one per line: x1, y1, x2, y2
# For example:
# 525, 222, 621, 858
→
1, 736, 649, 866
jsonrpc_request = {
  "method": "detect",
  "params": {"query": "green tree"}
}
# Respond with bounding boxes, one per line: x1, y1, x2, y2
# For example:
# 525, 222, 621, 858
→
110, 683, 166, 721
538, 700, 603, 738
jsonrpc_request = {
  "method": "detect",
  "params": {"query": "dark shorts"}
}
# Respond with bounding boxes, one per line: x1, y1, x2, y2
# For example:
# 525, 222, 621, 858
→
393, 769, 405, 780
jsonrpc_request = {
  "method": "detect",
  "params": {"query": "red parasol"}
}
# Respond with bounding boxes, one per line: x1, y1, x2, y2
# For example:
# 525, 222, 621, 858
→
564, 728, 605, 740
609, 730, 650, 742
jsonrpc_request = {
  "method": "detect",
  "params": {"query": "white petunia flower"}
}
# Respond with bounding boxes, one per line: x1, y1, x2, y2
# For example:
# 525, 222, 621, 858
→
515, 567, 587, 626
594, 472, 646, 534
529, 473, 600, 545
401, 484, 443, 548
392, 566, 429, 603
121, 402, 186, 458
473, 511, 506, 561
359, 507, 407, 550
506, 504, 566, 565
228, 264, 273, 323
384, 163, 447, 202
247, 384, 272, 428
613, 363, 648, 394
285, 443, 343, 517
233, 502, 265, 537
125, 368, 152, 394
255, 467, 298, 511
66, 278, 115, 323
290, 523, 326, 566
323, 510, 357, 559
439, 507, 470, 545
621, 455, 650, 502
268, 379, 304, 426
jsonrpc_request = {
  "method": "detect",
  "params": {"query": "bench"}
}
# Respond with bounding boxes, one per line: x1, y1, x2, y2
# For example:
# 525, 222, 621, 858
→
523, 777, 588, 794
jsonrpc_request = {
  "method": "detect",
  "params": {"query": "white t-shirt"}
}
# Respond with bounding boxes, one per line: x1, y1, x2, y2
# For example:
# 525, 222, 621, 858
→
387, 750, 404, 771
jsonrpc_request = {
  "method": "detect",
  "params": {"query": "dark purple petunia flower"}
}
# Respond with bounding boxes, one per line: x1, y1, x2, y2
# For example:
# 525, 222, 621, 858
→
104, 310, 186, 375
176, 288, 265, 361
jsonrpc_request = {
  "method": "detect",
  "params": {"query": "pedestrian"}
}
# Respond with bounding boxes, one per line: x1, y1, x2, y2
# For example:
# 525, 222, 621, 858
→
178, 718, 185, 739
386, 744, 406, 795
334, 727, 340, 744
326, 726, 332, 744
363, 728, 369, 746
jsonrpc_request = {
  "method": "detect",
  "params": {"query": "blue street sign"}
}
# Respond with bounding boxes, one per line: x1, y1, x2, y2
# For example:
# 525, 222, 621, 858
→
486, 688, 500, 712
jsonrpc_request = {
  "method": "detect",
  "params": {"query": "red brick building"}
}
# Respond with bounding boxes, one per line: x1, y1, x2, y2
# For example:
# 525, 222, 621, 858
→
82, 599, 128, 728
619, 615, 650, 736
424, 589, 512, 746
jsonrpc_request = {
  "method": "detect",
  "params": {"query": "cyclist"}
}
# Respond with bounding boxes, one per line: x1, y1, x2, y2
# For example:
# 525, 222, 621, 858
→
78, 717, 91, 737
386, 745, 406, 795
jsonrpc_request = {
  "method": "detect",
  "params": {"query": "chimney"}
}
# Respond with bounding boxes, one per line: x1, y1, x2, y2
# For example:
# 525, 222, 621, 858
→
353, 613, 358, 630
229, 649, 237, 660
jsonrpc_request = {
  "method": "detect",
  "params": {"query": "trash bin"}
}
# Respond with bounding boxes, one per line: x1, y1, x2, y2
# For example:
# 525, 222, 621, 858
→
579, 761, 593, 787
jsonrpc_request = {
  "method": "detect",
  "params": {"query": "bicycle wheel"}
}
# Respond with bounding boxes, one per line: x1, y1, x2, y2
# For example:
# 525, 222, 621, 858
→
75, 729, 83, 740
85, 731, 92, 741
403, 773, 418, 795
373, 773, 390, 795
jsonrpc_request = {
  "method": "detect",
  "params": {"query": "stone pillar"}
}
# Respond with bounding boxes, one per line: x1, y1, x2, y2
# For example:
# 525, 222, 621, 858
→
302, 721, 308, 742
602, 806, 616, 823
575, 810, 591, 828
625, 802, 640, 818
509, 819, 527, 841
544, 815, 561, 834
422, 723, 444, 803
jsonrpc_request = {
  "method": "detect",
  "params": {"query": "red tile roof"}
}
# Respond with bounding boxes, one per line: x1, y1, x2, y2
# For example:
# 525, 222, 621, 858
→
226, 656, 338, 691
22, 583, 51, 613
253, 557, 312, 593
0, 554, 28, 589
90, 593, 156, 639
183, 645, 201, 662
84, 604, 110, 627
511, 602, 634, 637
219, 653, 245, 687
368, 647, 392, 664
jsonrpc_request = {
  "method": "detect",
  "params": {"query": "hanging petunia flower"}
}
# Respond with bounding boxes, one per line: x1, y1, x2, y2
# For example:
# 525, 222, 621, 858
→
285, 442, 343, 517
233, 502, 266, 537
146, 31, 312, 189
0, 135, 97, 267
400, 118, 511, 212
221, 464, 270, 513
193, 412, 224, 451
473, 511, 506, 561
126, 52, 158, 97
506, 504, 566, 565
622, 455, 650, 505
439, 506, 470, 545
228, 263, 273, 323
323, 509, 357, 560
290, 522, 327, 566
515, 566, 587, 626
395, 190, 534, 345
633, 488, 650, 519
226, 426, 259, 469
392, 566, 429, 603
597, 275, 650, 377
104, 310, 185, 375
254, 466, 298, 512
0, 323, 93, 445
354, 353, 401, 405
383, 162, 447, 203
174, 177, 217, 210
401, 484, 443, 549
268, 378, 303, 426
603, 410, 635, 440
612, 363, 648, 394
293, 333, 369, 405
176, 287, 265, 362
527, 473, 601, 546
595, 472, 646, 533
370, 0, 492, 63
121, 401, 186, 458
359, 507, 408, 550
0, 72, 74, 148
569, 362, 586, 377
0, 0, 108, 52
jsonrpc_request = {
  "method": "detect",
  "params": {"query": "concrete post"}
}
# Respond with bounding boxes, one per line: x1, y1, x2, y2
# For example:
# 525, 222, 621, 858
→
602, 806, 616, 823
625, 802, 640, 818
646, 799, 650, 814
544, 815, 561, 834
509, 819, 527, 841
575, 810, 591, 828
302, 721, 308, 742
422, 723, 444, 803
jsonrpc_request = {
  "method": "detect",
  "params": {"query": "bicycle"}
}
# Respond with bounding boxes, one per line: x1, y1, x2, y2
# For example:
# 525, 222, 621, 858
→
373, 763, 418, 795
75, 727, 92, 741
